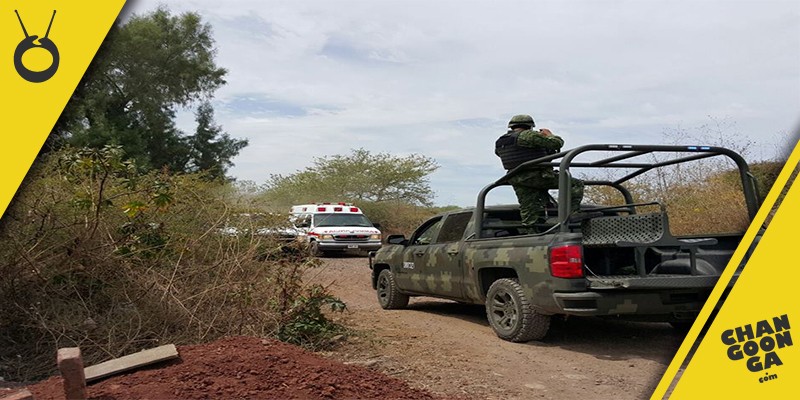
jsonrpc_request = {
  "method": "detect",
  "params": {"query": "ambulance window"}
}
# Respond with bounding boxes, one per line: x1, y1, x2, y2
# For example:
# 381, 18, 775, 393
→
412, 218, 443, 246
295, 215, 311, 228
435, 212, 472, 243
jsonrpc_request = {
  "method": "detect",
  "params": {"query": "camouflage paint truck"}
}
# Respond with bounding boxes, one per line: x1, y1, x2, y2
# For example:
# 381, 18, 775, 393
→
368, 144, 763, 342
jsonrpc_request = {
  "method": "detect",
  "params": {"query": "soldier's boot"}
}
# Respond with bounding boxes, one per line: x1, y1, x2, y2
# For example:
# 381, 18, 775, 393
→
520, 215, 549, 235
534, 216, 551, 233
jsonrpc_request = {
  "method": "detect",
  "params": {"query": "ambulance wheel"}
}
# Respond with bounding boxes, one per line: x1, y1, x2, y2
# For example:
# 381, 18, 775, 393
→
309, 241, 323, 257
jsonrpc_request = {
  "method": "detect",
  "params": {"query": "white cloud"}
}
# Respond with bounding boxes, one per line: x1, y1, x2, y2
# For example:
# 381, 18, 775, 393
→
134, 0, 798, 206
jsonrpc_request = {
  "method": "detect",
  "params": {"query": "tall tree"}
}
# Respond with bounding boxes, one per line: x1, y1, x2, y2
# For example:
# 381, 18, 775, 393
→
263, 149, 440, 207
188, 102, 248, 180
52, 8, 230, 172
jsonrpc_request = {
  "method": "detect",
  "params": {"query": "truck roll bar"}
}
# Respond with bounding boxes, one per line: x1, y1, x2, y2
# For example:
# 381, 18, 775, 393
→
474, 144, 761, 239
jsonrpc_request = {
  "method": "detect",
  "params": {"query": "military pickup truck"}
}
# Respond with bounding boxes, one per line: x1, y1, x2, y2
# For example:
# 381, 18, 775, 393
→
368, 144, 762, 342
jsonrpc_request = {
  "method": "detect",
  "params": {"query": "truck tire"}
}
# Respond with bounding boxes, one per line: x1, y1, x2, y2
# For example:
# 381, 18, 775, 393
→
485, 278, 550, 342
377, 269, 409, 309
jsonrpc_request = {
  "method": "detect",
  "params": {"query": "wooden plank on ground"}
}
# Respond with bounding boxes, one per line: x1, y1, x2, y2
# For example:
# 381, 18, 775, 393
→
84, 344, 179, 382
0, 389, 33, 400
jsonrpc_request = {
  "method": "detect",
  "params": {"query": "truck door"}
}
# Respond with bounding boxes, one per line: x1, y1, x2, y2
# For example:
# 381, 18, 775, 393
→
424, 212, 472, 299
397, 216, 443, 294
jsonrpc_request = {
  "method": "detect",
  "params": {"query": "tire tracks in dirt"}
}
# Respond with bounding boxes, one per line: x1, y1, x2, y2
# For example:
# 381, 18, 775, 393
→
310, 255, 686, 400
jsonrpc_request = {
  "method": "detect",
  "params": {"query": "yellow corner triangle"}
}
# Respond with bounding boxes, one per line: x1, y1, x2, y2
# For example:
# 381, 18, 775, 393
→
651, 138, 800, 399
668, 161, 799, 398
0, 1, 127, 218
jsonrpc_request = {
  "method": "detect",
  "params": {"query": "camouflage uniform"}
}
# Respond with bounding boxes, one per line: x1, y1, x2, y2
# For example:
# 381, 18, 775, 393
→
497, 116, 584, 227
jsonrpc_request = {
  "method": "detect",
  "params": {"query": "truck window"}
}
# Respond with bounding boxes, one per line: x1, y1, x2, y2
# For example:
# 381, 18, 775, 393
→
412, 218, 443, 246
436, 212, 472, 243
482, 209, 523, 238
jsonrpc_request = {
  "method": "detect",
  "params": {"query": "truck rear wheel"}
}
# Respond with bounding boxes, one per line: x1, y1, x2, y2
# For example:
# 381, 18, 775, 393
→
485, 278, 550, 342
377, 269, 409, 309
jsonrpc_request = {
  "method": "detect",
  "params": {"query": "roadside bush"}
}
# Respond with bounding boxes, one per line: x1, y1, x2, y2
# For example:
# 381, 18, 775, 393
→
763, 161, 799, 227
357, 202, 459, 236
584, 161, 784, 236
0, 146, 345, 381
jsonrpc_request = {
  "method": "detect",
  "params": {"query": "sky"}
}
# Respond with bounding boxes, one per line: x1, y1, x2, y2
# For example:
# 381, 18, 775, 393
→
128, 0, 799, 207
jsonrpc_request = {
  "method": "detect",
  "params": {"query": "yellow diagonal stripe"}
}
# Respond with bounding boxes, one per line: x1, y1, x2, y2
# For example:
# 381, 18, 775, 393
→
668, 152, 800, 397
0, 1, 126, 218
651, 138, 800, 399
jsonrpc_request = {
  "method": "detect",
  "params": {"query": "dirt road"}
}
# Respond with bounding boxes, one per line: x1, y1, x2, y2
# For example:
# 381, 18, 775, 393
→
310, 255, 686, 400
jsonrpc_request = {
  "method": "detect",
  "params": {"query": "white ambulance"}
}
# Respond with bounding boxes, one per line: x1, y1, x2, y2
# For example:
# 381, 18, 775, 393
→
290, 203, 382, 255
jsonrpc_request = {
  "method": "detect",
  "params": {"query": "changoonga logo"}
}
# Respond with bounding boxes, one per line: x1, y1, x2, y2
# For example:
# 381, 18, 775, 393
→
13, 10, 59, 83
721, 314, 793, 382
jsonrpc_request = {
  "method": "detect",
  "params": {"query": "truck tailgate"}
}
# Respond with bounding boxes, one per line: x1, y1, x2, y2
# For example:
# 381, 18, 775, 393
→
586, 274, 723, 290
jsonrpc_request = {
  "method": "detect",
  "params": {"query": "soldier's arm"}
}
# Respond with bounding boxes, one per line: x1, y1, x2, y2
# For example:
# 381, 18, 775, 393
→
517, 130, 564, 150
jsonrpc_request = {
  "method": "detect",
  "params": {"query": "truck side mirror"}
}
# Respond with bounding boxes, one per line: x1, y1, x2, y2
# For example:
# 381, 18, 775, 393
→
386, 234, 407, 245
373, 223, 381, 229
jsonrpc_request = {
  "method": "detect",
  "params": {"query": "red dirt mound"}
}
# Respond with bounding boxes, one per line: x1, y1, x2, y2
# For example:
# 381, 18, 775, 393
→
27, 336, 436, 400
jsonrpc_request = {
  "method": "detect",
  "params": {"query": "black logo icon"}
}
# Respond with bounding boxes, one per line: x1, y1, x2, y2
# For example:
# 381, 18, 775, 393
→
14, 10, 59, 83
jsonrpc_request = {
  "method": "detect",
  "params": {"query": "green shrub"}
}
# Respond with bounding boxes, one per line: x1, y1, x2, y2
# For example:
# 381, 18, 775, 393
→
0, 146, 345, 381
357, 201, 460, 236
584, 160, 785, 236
277, 286, 347, 347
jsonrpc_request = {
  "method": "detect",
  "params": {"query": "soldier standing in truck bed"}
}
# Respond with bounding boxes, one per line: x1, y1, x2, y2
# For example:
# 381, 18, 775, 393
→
495, 114, 584, 229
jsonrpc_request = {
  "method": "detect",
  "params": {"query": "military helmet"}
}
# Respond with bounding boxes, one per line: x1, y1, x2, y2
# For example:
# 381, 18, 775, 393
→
508, 114, 535, 128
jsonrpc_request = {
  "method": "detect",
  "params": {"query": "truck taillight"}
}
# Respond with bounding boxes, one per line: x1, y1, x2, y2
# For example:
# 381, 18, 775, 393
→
350, 207, 359, 212
317, 207, 327, 212
334, 207, 342, 212
550, 245, 584, 278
